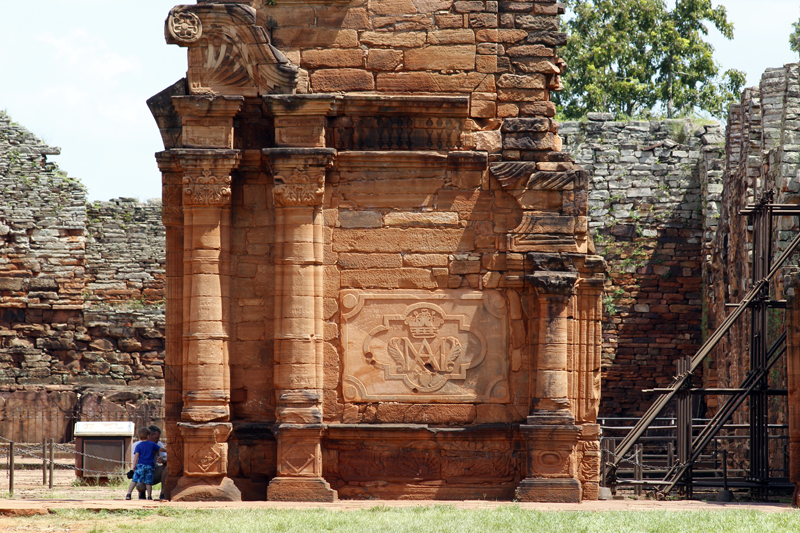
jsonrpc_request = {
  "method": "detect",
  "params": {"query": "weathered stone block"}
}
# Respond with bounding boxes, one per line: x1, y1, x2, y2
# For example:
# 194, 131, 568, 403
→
404, 45, 476, 71
310, 69, 375, 92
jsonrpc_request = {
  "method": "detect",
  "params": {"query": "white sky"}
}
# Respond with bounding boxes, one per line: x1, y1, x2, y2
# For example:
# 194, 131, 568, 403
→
0, 1, 798, 201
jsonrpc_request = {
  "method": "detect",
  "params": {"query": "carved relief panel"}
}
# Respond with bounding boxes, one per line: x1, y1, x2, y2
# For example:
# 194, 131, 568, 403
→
341, 290, 509, 403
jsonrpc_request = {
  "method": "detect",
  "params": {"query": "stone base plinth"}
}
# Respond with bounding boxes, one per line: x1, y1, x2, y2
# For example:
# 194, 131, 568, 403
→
267, 477, 338, 502
515, 478, 581, 503
170, 476, 242, 502
581, 481, 600, 501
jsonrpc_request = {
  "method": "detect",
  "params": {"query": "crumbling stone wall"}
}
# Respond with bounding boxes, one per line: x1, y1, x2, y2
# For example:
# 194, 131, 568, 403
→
706, 63, 800, 475
85, 198, 165, 304
561, 116, 725, 417
0, 110, 167, 439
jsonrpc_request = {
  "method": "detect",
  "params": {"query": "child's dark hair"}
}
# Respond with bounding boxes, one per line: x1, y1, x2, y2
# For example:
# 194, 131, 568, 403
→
137, 427, 151, 441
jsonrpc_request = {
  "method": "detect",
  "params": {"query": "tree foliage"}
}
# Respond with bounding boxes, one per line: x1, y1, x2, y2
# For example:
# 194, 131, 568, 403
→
556, 0, 746, 119
791, 12, 800, 57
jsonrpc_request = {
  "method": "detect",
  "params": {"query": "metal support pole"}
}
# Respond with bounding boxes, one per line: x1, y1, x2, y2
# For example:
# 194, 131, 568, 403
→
49, 438, 54, 489
634, 444, 643, 497
668, 441, 674, 468
723, 450, 729, 491
717, 449, 733, 502
42, 439, 46, 485
611, 440, 618, 496
9, 442, 14, 496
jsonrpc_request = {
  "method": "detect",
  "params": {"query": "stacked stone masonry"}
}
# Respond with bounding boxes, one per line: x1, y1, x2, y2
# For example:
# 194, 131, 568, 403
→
0, 110, 167, 438
561, 116, 725, 417
705, 63, 800, 489
3, 0, 798, 503
152, 0, 605, 503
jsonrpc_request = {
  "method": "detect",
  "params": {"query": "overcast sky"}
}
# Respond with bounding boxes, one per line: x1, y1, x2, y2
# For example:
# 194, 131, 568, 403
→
0, 1, 798, 201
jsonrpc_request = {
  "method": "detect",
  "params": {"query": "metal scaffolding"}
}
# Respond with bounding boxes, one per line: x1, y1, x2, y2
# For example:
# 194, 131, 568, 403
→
605, 195, 800, 498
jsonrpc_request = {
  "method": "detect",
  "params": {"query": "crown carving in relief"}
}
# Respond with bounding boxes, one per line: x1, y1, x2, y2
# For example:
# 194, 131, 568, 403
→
404, 308, 445, 339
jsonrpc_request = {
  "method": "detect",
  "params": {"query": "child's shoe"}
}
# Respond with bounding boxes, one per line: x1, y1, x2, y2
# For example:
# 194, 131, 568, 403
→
125, 494, 131, 500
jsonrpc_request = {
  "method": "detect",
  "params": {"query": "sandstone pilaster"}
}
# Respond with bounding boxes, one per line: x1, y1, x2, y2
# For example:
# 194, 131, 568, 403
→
264, 143, 337, 502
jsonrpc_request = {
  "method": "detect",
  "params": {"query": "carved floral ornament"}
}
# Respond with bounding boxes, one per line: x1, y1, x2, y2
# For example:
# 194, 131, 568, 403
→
189, 443, 222, 475
273, 166, 326, 207
183, 170, 232, 206
168, 11, 202, 44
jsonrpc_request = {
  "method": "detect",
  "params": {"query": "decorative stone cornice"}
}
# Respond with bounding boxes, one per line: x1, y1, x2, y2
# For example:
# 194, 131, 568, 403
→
172, 95, 244, 120
263, 95, 341, 117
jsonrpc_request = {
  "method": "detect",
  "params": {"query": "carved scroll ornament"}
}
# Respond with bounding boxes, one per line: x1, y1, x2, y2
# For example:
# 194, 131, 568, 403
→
183, 170, 232, 207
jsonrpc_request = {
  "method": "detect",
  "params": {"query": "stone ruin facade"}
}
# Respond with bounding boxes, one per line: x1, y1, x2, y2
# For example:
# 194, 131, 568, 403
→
3, 0, 796, 504
149, 0, 605, 502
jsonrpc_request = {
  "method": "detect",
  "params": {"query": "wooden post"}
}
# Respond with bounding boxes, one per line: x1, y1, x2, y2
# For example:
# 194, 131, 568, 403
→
49, 438, 54, 489
42, 439, 47, 485
9, 442, 14, 496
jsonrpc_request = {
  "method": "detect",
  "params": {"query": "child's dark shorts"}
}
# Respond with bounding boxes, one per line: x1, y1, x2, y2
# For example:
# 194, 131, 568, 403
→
132, 464, 154, 485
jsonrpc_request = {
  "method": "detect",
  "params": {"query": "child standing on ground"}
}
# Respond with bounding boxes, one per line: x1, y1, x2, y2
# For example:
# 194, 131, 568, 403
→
126, 427, 166, 500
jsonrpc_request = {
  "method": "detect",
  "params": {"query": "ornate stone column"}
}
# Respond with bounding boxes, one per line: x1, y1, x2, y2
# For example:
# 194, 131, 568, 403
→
517, 271, 582, 503
156, 151, 185, 497
169, 148, 242, 501
572, 265, 604, 501
263, 147, 337, 502
168, 95, 243, 501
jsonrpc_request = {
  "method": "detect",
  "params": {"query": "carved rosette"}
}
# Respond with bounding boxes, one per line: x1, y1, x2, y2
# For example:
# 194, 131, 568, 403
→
273, 167, 325, 207
168, 11, 202, 44
183, 170, 232, 207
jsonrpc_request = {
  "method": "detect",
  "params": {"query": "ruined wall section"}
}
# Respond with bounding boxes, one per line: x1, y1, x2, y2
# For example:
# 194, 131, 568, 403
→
561, 116, 725, 417
705, 64, 800, 471
0, 111, 167, 406
85, 198, 165, 304
0, 111, 86, 310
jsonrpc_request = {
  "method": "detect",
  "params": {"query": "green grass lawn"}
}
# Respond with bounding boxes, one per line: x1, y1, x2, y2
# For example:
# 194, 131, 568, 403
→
10, 506, 799, 533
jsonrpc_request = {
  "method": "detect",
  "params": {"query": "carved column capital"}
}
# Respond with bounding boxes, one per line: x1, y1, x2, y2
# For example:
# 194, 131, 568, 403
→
170, 148, 242, 208
157, 151, 184, 227
263, 148, 337, 208
528, 271, 578, 297
183, 171, 233, 207
272, 167, 326, 207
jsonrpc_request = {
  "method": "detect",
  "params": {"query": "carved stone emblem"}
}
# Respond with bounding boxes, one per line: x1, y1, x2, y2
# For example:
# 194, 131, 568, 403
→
280, 444, 318, 476
168, 12, 202, 44
190, 444, 221, 474
342, 290, 509, 403
379, 305, 475, 393
183, 170, 232, 207
273, 167, 325, 207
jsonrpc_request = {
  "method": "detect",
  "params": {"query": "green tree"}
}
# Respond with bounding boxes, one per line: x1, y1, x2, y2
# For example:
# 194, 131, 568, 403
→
791, 12, 800, 56
556, 0, 746, 119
